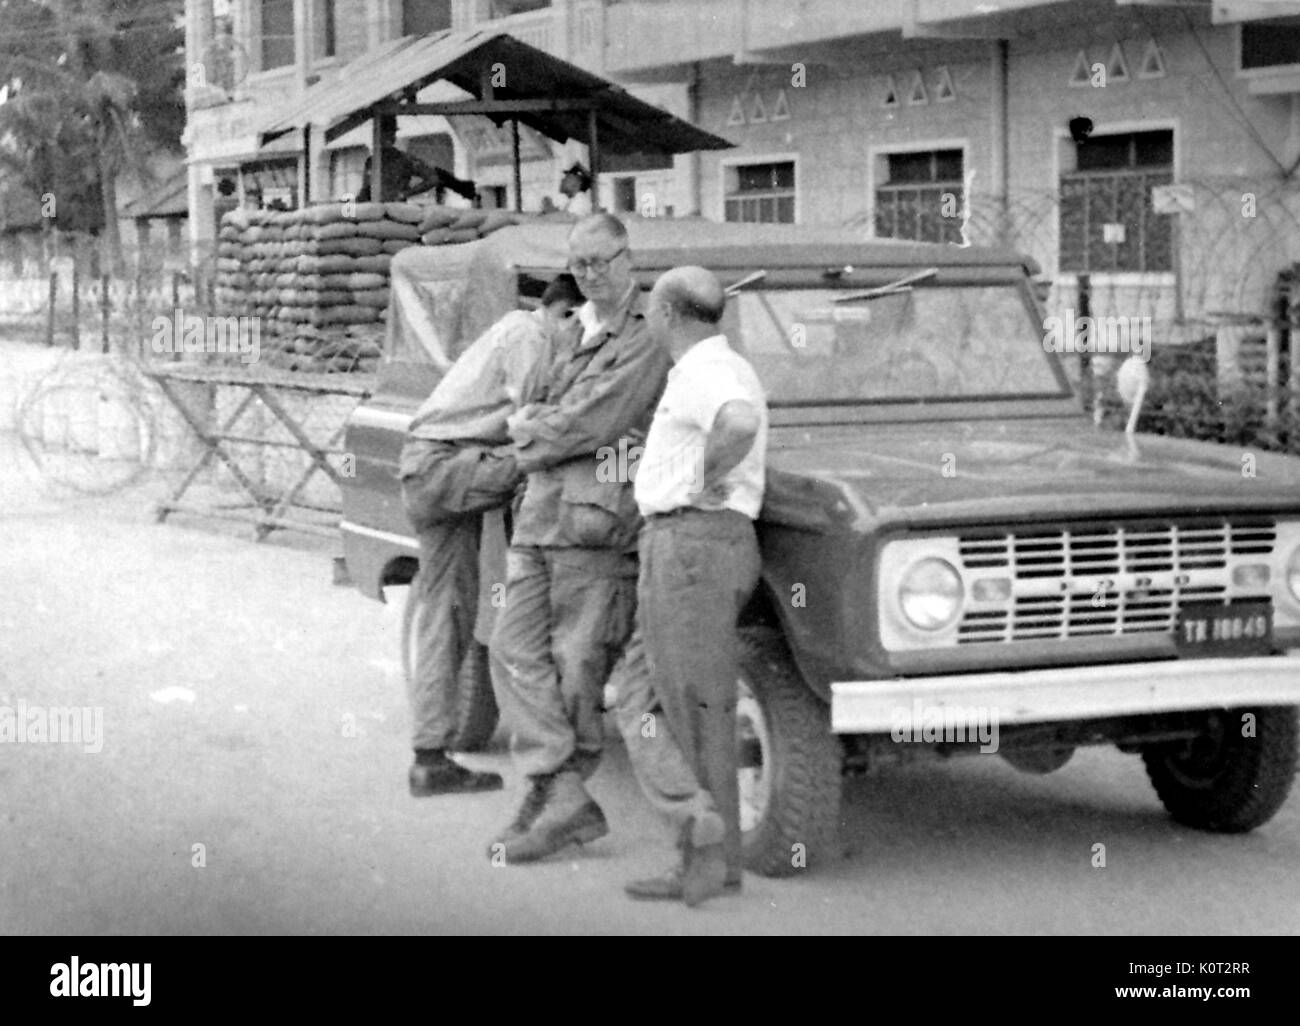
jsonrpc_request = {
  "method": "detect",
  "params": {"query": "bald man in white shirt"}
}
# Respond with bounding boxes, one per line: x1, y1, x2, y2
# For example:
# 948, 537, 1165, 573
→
614, 265, 768, 907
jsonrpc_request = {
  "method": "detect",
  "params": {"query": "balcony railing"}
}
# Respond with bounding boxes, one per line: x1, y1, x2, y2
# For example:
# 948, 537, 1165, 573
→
451, 0, 603, 66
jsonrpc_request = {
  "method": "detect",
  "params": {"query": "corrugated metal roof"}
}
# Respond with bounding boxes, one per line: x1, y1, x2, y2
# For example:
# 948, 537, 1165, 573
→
121, 169, 189, 219
258, 28, 731, 169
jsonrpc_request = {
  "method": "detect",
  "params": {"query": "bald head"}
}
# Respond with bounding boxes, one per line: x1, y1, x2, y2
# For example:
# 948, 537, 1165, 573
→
652, 266, 726, 325
647, 266, 727, 358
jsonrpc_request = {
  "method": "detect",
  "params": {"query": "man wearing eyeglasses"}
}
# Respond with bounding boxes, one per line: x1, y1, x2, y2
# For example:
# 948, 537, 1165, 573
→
488, 214, 672, 864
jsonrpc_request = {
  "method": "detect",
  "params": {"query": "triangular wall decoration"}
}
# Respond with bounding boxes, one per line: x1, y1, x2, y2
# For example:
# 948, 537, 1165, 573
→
881, 73, 899, 108
1106, 42, 1129, 83
1139, 38, 1166, 79
770, 88, 790, 121
934, 65, 956, 102
749, 92, 769, 124
907, 70, 928, 106
1070, 49, 1091, 87
727, 95, 746, 126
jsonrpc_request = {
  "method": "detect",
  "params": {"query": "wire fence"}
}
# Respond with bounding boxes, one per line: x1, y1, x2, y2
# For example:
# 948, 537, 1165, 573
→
0, 231, 367, 514
0, 231, 220, 357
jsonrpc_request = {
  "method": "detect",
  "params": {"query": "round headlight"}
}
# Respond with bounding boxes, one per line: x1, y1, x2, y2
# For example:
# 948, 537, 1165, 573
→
899, 558, 964, 631
1287, 545, 1300, 603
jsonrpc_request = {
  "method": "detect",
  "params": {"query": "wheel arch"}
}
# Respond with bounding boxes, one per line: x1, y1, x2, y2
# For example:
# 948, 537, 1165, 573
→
740, 577, 833, 704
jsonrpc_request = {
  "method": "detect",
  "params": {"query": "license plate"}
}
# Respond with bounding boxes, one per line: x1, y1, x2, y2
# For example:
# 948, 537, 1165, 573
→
1175, 599, 1273, 655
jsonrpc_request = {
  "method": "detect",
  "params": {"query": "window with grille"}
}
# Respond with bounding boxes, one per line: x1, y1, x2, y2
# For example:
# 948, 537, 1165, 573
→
874, 149, 964, 244
260, 0, 295, 70
1059, 129, 1173, 273
724, 161, 795, 224
403, 0, 452, 36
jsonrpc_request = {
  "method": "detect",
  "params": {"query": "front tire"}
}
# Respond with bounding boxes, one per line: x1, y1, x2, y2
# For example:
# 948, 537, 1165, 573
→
400, 585, 499, 753
736, 627, 843, 877
1141, 706, 1298, 832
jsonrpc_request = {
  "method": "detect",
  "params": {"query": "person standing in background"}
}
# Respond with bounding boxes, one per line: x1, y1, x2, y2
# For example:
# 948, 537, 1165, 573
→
359, 118, 477, 204
558, 162, 594, 216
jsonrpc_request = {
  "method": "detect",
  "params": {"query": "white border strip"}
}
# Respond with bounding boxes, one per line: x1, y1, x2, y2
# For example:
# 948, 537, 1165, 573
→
831, 654, 1300, 733
340, 520, 420, 551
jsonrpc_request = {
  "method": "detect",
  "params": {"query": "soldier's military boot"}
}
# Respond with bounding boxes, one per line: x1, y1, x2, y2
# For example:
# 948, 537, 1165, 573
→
498, 770, 608, 863
486, 774, 553, 856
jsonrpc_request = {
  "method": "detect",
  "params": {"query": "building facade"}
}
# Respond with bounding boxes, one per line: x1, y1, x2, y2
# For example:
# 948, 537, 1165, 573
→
184, 0, 1300, 328
598, 0, 1300, 331
183, 0, 611, 248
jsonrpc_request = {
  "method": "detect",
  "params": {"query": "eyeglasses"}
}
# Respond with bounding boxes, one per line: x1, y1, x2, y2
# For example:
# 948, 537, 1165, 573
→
567, 246, 627, 276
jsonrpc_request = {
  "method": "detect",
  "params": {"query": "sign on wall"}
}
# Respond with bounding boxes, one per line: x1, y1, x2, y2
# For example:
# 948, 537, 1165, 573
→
1152, 183, 1195, 214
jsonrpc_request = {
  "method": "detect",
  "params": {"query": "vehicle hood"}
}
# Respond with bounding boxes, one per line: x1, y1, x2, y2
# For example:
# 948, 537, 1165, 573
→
762, 416, 1300, 531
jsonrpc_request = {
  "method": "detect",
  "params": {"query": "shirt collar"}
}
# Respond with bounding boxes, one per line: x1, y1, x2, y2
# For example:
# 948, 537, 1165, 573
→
671, 334, 731, 373
577, 284, 643, 348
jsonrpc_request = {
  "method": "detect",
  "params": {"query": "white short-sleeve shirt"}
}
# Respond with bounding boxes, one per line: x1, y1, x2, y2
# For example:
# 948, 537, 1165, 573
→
634, 334, 768, 519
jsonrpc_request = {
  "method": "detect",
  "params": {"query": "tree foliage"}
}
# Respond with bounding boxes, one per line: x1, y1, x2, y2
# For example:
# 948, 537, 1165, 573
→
0, 0, 185, 265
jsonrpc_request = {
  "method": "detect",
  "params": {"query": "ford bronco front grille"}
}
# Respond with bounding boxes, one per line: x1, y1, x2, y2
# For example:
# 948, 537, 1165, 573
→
955, 519, 1277, 643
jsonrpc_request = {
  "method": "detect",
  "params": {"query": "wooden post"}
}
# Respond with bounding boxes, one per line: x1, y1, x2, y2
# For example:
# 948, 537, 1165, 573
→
45, 270, 58, 347
70, 256, 80, 351
1266, 321, 1281, 433
134, 260, 144, 362
1290, 296, 1300, 441
172, 271, 182, 361
101, 273, 111, 353
512, 118, 522, 212
302, 123, 312, 207
370, 113, 384, 202
1078, 272, 1093, 414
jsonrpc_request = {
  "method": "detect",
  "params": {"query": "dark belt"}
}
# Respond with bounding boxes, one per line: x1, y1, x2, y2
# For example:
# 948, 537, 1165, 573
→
645, 507, 750, 524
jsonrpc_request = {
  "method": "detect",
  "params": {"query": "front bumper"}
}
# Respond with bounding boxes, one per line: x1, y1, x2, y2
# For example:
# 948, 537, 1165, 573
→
830, 652, 1300, 734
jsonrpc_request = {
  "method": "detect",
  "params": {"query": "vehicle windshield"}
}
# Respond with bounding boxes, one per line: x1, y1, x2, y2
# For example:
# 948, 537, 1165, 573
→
726, 284, 1065, 404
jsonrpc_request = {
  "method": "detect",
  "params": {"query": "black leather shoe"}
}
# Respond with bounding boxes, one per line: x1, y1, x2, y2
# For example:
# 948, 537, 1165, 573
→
408, 755, 503, 797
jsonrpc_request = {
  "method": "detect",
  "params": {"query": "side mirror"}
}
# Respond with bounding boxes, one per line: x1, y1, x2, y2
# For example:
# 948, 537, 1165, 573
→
1115, 354, 1150, 435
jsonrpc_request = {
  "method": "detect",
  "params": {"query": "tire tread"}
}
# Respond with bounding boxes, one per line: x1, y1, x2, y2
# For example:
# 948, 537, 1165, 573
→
739, 627, 843, 878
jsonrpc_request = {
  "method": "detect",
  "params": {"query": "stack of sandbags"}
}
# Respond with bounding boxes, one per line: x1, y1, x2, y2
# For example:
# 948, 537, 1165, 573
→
214, 201, 427, 373
416, 205, 524, 245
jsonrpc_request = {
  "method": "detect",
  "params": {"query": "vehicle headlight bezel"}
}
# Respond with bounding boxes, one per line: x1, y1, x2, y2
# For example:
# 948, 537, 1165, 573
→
898, 556, 965, 632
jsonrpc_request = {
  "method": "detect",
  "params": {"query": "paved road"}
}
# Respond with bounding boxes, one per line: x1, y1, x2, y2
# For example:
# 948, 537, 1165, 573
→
1, 428, 1297, 935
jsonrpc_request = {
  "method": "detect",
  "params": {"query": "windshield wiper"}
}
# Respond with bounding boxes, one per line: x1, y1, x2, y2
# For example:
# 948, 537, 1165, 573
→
722, 270, 794, 351
725, 269, 767, 295
833, 267, 937, 304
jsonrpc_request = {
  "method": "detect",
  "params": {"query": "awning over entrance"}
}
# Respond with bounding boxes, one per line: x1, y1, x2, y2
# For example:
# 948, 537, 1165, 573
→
121, 169, 189, 220
256, 27, 732, 178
